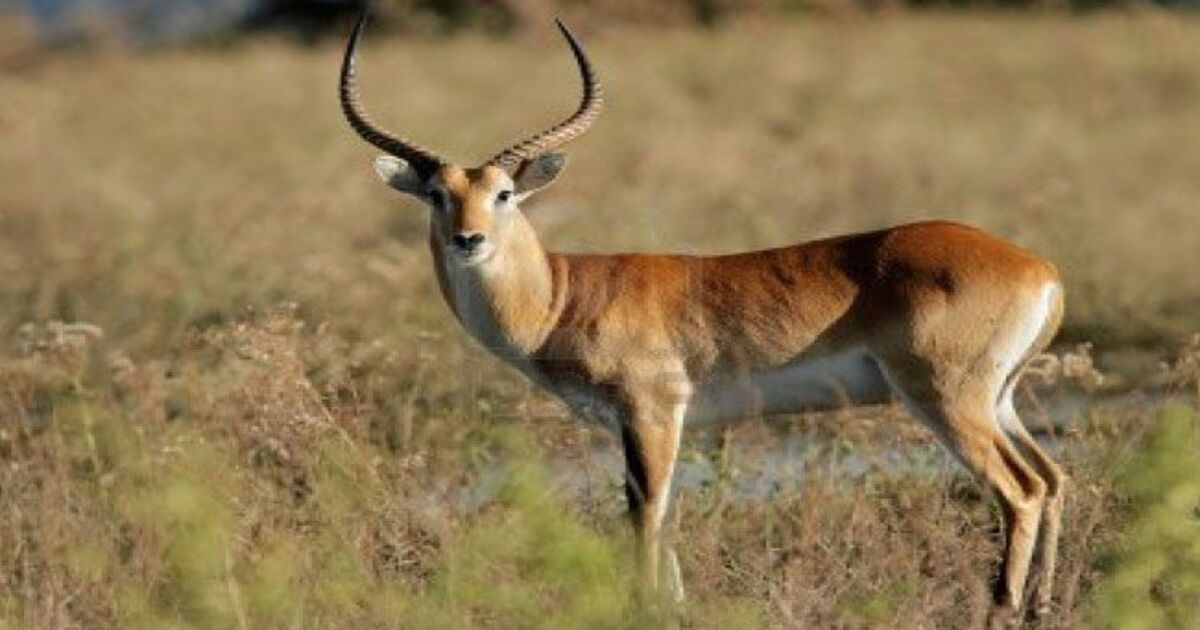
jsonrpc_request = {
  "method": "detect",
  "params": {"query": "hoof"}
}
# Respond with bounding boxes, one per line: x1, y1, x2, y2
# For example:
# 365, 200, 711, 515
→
987, 605, 1020, 629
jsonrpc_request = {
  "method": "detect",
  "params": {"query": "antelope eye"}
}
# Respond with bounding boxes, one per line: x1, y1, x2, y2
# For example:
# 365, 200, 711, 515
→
496, 190, 512, 204
427, 189, 446, 207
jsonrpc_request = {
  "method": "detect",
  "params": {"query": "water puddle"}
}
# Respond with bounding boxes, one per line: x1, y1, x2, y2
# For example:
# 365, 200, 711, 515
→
441, 390, 1185, 514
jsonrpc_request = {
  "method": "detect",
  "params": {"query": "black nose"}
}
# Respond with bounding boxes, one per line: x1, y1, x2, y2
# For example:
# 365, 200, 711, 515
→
451, 232, 486, 252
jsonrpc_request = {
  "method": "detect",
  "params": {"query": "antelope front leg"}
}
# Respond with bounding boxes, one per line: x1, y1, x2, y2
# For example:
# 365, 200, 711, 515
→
619, 392, 685, 602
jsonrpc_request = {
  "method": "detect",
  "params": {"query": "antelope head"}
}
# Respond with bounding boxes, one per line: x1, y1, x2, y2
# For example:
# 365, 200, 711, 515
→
339, 13, 603, 268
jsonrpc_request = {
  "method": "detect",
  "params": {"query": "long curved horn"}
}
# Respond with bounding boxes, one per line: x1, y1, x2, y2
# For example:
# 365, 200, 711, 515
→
487, 20, 604, 171
340, 12, 443, 179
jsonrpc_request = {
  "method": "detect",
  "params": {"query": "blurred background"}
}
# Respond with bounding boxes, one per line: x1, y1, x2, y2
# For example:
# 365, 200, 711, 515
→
2, 0, 1200, 348
6, 0, 1200, 47
2, 0, 1197, 354
1, 2, 1199, 628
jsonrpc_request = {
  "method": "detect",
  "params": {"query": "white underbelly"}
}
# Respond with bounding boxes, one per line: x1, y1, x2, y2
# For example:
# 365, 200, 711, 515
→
685, 348, 892, 428
543, 382, 622, 433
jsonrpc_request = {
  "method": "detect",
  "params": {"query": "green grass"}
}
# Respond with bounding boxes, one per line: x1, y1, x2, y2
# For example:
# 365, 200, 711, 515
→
1090, 404, 1200, 629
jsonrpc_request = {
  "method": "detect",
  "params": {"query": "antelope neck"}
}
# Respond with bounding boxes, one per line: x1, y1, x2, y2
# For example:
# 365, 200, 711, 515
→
429, 214, 564, 357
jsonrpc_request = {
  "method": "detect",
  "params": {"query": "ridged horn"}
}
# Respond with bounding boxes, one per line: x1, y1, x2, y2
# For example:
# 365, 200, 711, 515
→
339, 11, 443, 179
487, 19, 604, 171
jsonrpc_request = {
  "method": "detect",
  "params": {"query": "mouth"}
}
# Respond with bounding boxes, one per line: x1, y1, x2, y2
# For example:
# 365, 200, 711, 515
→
453, 246, 495, 267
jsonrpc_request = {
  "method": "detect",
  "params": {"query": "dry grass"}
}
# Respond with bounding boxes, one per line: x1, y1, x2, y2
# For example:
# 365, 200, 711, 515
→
1, 310, 1197, 628
1, 11, 1199, 629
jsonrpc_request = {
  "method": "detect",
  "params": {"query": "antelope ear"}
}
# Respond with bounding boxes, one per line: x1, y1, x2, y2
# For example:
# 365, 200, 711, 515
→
374, 155, 425, 196
513, 153, 567, 199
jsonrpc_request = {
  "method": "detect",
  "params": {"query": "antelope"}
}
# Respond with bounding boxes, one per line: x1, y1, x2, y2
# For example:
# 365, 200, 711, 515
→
338, 13, 1066, 624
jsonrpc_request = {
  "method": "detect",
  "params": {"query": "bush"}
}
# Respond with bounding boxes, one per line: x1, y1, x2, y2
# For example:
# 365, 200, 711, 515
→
1091, 405, 1200, 628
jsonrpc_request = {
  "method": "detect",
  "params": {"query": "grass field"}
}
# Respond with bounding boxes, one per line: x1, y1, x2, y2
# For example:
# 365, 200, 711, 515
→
1, 11, 1199, 629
